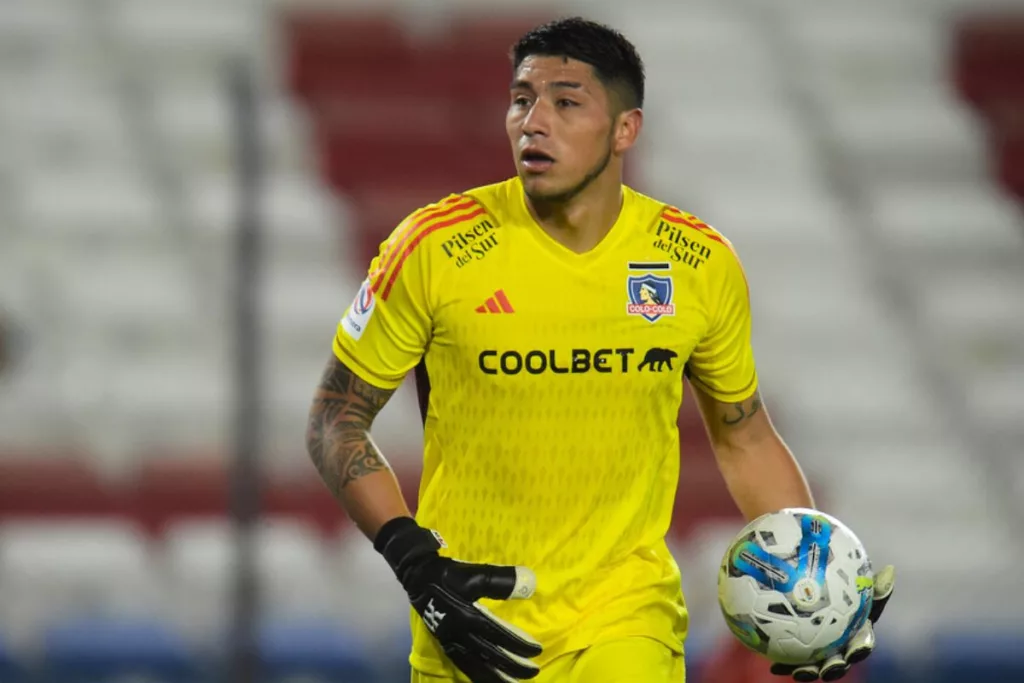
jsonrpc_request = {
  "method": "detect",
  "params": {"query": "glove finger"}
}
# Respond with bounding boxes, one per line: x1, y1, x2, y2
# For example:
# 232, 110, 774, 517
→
869, 565, 895, 624
446, 645, 516, 683
473, 603, 544, 659
467, 633, 541, 680
448, 563, 537, 602
769, 663, 817, 680
770, 663, 799, 676
844, 621, 875, 666
820, 654, 850, 682
790, 664, 821, 682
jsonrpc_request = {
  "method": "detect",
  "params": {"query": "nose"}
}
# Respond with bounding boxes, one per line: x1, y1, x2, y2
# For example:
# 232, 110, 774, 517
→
521, 99, 550, 137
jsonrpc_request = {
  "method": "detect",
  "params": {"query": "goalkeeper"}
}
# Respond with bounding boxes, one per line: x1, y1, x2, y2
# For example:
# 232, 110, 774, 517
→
306, 16, 894, 683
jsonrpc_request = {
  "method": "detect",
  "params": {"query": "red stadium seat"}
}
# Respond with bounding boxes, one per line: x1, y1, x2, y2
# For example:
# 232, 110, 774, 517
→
319, 134, 512, 191
310, 96, 463, 140
952, 13, 1024, 110
280, 9, 560, 251
952, 11, 1024, 201
0, 456, 125, 519
132, 455, 355, 537
280, 12, 412, 98
262, 472, 348, 535
997, 132, 1024, 199
130, 457, 231, 535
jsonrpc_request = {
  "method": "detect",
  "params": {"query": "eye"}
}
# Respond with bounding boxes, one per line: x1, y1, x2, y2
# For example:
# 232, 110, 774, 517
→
557, 98, 578, 108
512, 96, 531, 107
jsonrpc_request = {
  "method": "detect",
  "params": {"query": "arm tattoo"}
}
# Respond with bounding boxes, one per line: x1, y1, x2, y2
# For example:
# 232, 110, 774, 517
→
721, 390, 763, 427
306, 356, 394, 497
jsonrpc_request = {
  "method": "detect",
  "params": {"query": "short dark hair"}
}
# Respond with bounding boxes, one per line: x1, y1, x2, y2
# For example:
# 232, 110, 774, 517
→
511, 17, 646, 111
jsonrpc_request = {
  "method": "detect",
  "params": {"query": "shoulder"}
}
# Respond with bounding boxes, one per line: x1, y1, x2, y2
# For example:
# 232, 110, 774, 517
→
652, 201, 742, 264
369, 186, 505, 299
381, 178, 516, 251
657, 205, 750, 303
374, 191, 492, 267
622, 186, 735, 252
382, 193, 490, 250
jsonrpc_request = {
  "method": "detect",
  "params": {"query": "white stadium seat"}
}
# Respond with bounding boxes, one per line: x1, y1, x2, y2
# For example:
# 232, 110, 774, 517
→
261, 262, 362, 345
691, 186, 855, 257
786, 11, 948, 97
110, 0, 261, 60
334, 527, 412, 643
828, 96, 990, 184
153, 83, 311, 175
187, 171, 349, 261
773, 352, 943, 439
0, 520, 163, 642
162, 518, 347, 635
0, 0, 83, 49
650, 102, 820, 191
962, 364, 1024, 442
161, 519, 234, 634
910, 270, 1024, 369
867, 182, 1024, 262
256, 519, 338, 618
20, 169, 163, 241
50, 250, 203, 349
1, 76, 134, 174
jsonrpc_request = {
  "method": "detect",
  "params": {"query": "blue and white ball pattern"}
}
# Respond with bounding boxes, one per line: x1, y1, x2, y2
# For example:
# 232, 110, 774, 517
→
717, 508, 875, 665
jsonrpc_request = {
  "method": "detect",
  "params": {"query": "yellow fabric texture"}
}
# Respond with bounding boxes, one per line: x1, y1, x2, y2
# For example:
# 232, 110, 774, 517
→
333, 177, 758, 675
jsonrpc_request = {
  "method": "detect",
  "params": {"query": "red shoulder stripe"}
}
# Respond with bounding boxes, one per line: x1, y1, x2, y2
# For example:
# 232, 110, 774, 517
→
371, 197, 476, 293
664, 209, 748, 299
381, 206, 488, 300
661, 208, 727, 246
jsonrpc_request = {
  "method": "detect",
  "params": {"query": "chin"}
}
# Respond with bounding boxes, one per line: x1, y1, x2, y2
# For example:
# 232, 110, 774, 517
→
520, 174, 567, 202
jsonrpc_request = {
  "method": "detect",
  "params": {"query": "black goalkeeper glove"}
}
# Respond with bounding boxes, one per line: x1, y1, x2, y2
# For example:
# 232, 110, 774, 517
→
374, 516, 543, 683
770, 565, 896, 682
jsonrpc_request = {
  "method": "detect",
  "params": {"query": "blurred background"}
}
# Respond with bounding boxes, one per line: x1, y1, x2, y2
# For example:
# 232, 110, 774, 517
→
1, 0, 1023, 681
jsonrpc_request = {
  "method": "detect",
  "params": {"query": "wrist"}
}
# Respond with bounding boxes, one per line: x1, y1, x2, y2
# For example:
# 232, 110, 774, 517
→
373, 516, 442, 584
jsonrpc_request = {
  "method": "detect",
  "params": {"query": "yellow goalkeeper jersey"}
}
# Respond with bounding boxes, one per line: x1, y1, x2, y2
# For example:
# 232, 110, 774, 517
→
333, 177, 758, 675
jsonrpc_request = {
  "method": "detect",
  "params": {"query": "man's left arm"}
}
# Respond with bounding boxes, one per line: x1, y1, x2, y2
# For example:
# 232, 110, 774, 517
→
682, 217, 894, 681
693, 381, 895, 681
691, 384, 814, 521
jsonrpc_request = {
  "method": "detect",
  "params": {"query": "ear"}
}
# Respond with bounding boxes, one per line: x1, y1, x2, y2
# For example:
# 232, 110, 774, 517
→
613, 108, 643, 154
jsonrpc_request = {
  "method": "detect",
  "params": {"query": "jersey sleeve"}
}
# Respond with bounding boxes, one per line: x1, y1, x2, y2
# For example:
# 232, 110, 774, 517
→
332, 209, 437, 391
686, 235, 759, 403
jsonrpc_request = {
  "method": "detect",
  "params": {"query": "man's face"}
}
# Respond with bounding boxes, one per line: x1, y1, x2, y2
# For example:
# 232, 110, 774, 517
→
506, 56, 618, 202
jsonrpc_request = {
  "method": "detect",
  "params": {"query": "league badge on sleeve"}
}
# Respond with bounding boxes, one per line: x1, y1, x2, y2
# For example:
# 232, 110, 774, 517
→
341, 278, 376, 340
626, 262, 675, 323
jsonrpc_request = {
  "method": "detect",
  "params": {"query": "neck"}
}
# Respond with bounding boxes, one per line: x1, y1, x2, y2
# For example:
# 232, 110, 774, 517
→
525, 170, 624, 254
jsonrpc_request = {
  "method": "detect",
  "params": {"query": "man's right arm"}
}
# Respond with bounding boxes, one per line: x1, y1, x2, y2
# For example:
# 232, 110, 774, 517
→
306, 354, 413, 541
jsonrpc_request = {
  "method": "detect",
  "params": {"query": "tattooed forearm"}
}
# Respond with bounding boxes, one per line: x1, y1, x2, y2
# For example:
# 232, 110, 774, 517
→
306, 356, 395, 498
721, 390, 763, 427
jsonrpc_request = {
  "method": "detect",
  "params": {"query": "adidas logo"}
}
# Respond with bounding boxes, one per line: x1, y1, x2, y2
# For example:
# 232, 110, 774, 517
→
475, 289, 515, 314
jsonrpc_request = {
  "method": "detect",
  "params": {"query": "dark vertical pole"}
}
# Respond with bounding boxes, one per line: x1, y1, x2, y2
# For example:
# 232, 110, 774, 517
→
229, 58, 262, 683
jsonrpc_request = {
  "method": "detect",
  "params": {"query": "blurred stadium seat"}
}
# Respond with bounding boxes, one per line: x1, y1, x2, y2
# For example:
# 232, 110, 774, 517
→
0, 519, 164, 651
1, 0, 1022, 681
256, 617, 375, 682
42, 616, 199, 683
953, 8, 1024, 200
930, 632, 1024, 683
0, 631, 27, 683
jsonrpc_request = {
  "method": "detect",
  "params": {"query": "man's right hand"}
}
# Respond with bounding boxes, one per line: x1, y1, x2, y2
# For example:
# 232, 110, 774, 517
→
374, 516, 543, 683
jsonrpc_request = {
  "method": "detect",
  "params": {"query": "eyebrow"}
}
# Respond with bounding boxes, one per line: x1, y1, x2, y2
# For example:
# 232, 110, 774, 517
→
509, 79, 584, 91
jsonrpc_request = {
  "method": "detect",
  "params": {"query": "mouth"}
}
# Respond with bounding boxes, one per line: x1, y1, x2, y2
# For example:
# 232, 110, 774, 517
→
520, 148, 555, 173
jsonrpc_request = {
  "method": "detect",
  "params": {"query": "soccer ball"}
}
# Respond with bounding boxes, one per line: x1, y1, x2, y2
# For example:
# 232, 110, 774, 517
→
717, 508, 874, 666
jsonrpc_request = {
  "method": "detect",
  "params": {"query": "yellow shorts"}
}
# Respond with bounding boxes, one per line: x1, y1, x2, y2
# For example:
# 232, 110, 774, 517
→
410, 637, 684, 683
